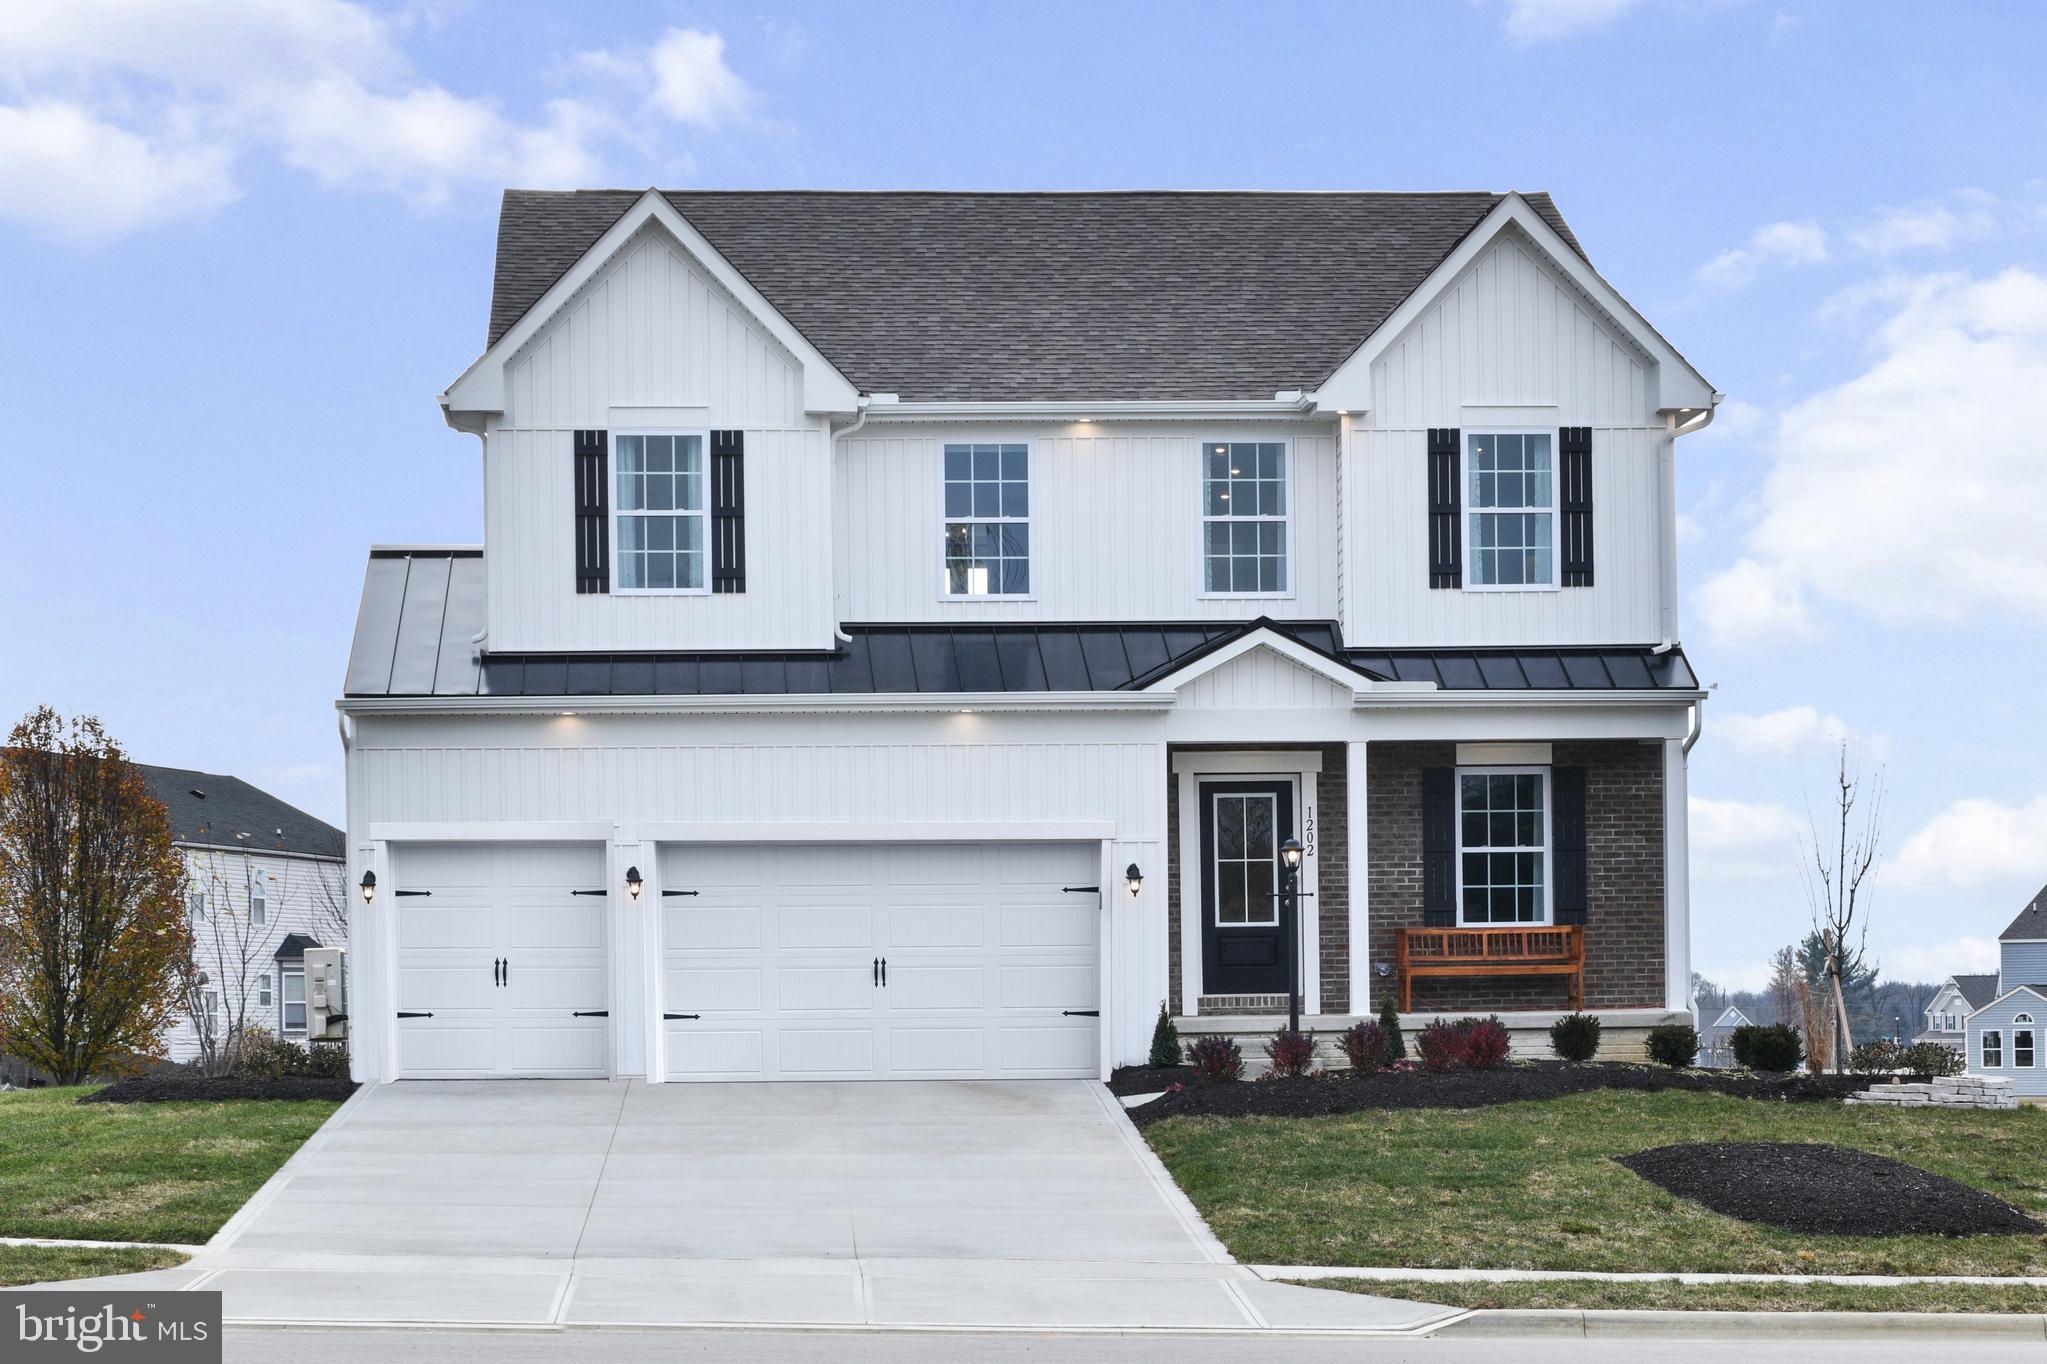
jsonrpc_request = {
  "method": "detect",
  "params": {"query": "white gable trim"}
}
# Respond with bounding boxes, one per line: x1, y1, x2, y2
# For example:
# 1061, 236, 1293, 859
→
1974, 984, 2047, 1015
1142, 630, 1376, 699
1312, 194, 1716, 416
441, 189, 860, 424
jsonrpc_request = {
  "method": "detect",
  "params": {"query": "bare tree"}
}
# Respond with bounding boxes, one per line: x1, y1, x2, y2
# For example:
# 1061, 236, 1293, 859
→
173, 846, 281, 1075
1803, 742, 1884, 1074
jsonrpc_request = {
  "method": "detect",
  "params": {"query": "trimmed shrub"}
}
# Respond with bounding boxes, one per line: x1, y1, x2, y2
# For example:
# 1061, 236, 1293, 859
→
1900, 1041, 1966, 1078
1263, 1028, 1316, 1078
1848, 1038, 1904, 1075
1731, 1022, 1802, 1073
1337, 1019, 1391, 1073
1461, 1016, 1511, 1069
1416, 1020, 1464, 1072
1378, 993, 1406, 1061
234, 1028, 309, 1080
301, 1043, 351, 1079
1187, 1035, 1244, 1083
1549, 1012, 1602, 1063
1148, 1000, 1182, 1068
1645, 1022, 1699, 1069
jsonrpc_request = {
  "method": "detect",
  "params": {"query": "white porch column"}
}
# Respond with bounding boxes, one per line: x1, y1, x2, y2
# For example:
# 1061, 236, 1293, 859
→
1663, 737, 1692, 1014
1347, 739, 1371, 1016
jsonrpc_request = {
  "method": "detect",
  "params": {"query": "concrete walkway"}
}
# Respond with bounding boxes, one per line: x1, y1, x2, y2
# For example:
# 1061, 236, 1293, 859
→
44, 1079, 1454, 1335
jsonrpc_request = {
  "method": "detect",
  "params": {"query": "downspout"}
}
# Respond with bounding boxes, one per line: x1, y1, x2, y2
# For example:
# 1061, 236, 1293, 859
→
827, 397, 874, 645
1653, 394, 1723, 655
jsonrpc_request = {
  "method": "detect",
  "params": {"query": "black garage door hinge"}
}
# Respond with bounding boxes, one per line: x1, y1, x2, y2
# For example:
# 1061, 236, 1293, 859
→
396, 1011, 433, 1019
1061, 885, 1099, 894
661, 889, 698, 897
570, 889, 607, 897
395, 889, 431, 898
571, 1010, 609, 1018
1062, 1010, 1100, 1017
663, 1012, 700, 1020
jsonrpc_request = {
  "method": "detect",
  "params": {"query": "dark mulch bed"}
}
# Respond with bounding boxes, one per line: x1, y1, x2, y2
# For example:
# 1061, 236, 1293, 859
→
1619, 1141, 2044, 1237
1123, 1060, 1868, 1127
78, 1074, 358, 1104
1107, 1065, 1199, 1096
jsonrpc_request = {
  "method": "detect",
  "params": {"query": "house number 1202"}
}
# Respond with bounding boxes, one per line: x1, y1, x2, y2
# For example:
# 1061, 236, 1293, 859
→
1302, 804, 1316, 858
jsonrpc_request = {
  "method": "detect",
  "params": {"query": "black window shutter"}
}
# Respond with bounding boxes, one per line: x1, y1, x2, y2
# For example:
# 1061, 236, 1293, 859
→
1427, 428, 1462, 589
711, 430, 745, 593
1552, 766, 1588, 925
573, 429, 609, 594
1421, 766, 1457, 927
1560, 427, 1594, 587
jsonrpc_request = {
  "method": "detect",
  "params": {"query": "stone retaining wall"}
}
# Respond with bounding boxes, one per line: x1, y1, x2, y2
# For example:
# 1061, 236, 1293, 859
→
1844, 1075, 2017, 1110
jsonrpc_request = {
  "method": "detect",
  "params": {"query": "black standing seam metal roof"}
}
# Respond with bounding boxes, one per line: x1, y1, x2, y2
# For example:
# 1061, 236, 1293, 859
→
486, 190, 1590, 402
137, 765, 344, 859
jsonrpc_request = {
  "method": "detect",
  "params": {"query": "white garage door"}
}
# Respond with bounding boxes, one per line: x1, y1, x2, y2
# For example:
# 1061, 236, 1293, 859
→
391, 842, 611, 1079
657, 842, 1101, 1081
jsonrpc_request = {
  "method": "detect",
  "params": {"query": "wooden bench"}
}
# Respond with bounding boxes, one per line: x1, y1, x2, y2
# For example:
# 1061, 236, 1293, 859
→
1396, 924, 1584, 1011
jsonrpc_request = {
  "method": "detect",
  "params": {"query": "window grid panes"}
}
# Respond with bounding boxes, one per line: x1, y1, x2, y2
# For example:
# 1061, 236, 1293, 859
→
258, 973, 272, 1008
1203, 442, 1288, 594
249, 875, 266, 926
2018, 1030, 2036, 1068
187, 891, 206, 922
1212, 793, 1278, 927
615, 433, 707, 591
1458, 769, 1548, 925
1468, 432, 1554, 587
283, 970, 306, 1032
1983, 1030, 2003, 1067
943, 443, 1029, 595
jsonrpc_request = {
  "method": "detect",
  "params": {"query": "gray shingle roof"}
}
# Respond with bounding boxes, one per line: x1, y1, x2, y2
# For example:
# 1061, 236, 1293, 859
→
1953, 973, 2001, 1010
2000, 886, 2047, 941
138, 765, 342, 860
487, 190, 1587, 402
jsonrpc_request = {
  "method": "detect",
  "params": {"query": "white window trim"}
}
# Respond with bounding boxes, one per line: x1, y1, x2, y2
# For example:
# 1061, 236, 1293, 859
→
1173, 754, 1320, 1014
1462, 428, 1560, 594
248, 870, 267, 926
281, 966, 307, 1036
2017, 1019, 2037, 1068
1196, 436, 1297, 601
1207, 788, 1283, 928
610, 428, 713, 597
938, 437, 1037, 601
257, 972, 273, 1008
1982, 1028, 2004, 1068
1454, 764, 1554, 927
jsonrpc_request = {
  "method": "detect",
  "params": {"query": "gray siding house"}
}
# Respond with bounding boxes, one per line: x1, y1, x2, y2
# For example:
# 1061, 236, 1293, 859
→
1965, 886, 2047, 1097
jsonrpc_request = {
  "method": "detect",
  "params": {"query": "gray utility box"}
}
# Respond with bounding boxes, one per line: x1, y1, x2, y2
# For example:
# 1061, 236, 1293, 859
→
305, 946, 348, 1042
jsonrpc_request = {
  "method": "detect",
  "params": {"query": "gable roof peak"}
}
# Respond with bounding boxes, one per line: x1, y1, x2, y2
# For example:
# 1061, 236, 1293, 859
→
1999, 883, 2047, 940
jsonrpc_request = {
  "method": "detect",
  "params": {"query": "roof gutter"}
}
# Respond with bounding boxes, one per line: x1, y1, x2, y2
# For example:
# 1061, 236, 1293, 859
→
336, 691, 1180, 718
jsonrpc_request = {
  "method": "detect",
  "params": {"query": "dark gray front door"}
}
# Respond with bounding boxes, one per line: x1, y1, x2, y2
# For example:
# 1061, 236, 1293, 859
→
1198, 779, 1295, 996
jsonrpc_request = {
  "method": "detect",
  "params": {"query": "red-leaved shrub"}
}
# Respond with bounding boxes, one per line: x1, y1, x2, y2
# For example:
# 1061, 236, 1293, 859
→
1416, 1019, 1464, 1072
1264, 1028, 1315, 1077
1187, 1034, 1244, 1083
1337, 1019, 1391, 1073
1461, 1016, 1511, 1069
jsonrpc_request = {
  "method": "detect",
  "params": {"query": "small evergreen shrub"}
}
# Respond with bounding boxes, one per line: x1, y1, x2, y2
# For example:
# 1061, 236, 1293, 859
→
1337, 1019, 1391, 1073
1731, 1022, 1802, 1073
1187, 1035, 1244, 1083
1264, 1028, 1316, 1077
1645, 1022, 1700, 1069
1148, 1000, 1182, 1068
301, 1043, 351, 1079
1549, 1012, 1602, 1063
1900, 1041, 1966, 1077
1416, 1019, 1464, 1072
1848, 1038, 1904, 1075
1378, 993, 1406, 1060
1461, 1016, 1512, 1069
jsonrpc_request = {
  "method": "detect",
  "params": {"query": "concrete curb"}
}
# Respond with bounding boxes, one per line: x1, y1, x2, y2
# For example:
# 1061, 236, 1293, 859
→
1433, 1309, 2047, 1338
0, 1236, 203, 1254
1260, 1264, 2047, 1287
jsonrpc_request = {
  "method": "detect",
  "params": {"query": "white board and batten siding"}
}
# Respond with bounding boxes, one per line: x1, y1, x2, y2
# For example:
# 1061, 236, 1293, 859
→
834, 427, 1340, 623
487, 224, 837, 653
1345, 234, 1674, 648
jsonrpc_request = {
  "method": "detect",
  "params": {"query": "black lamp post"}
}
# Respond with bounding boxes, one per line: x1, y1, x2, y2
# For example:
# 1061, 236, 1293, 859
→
1280, 837, 1305, 1032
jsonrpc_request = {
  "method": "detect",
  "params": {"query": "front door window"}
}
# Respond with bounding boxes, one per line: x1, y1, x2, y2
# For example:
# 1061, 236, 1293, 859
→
1211, 792, 1278, 927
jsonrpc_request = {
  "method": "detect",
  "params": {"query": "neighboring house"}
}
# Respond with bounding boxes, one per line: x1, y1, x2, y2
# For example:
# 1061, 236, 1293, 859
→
1967, 885, 2047, 1096
140, 766, 347, 1061
1698, 1005, 1751, 1069
1915, 972, 1999, 1055
340, 188, 1718, 1084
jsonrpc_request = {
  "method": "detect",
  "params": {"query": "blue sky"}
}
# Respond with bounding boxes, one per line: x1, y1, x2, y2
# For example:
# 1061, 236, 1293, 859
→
3, 0, 2044, 994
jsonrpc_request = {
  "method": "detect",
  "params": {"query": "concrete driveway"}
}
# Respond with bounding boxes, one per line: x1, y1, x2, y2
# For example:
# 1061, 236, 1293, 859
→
95, 1080, 1455, 1333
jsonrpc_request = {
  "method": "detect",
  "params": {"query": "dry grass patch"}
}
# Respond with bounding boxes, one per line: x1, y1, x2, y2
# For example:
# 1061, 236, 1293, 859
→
1311, 1276, 2047, 1314
0, 1245, 188, 1288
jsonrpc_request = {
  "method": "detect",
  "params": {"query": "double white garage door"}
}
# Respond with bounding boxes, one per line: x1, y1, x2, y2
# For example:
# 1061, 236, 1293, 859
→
392, 841, 1101, 1081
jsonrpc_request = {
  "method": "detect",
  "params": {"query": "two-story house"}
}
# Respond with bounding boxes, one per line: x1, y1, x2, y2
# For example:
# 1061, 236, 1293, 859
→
339, 189, 1718, 1084
1967, 885, 2047, 1096
1917, 972, 1999, 1056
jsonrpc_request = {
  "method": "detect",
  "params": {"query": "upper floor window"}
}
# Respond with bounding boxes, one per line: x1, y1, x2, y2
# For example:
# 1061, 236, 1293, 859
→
1466, 431, 1555, 589
249, 872, 266, 926
1458, 767, 1549, 925
1203, 442, 1287, 595
187, 890, 206, 922
615, 433, 707, 593
943, 443, 1030, 596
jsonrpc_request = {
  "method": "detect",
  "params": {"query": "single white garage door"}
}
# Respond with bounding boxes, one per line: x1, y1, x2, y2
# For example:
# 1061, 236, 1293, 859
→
657, 842, 1100, 1081
391, 842, 611, 1079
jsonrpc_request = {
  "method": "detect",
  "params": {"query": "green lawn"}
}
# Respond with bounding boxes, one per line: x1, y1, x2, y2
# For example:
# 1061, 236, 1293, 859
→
1309, 1276, 2047, 1314
0, 1086, 340, 1244
1146, 1089, 2047, 1276
0, 1244, 189, 1287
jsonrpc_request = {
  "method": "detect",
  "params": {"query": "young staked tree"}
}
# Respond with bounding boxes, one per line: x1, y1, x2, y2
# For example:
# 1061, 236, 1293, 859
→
1804, 742, 1884, 1074
0, 709, 189, 1082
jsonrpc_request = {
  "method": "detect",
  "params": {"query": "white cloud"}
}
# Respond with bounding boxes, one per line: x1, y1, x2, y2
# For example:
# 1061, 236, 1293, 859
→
579, 27, 754, 130
0, 101, 236, 241
1698, 267, 2047, 643
1883, 936, 2001, 981
1695, 220, 1829, 290
1716, 705, 1885, 760
1691, 795, 1804, 883
1499, 0, 1642, 41
1849, 192, 2000, 257
1893, 793, 2047, 891
1689, 396, 1769, 443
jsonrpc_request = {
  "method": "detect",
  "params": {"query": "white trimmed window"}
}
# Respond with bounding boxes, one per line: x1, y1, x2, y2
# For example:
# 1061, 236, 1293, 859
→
187, 890, 206, 922
1466, 431, 1556, 589
614, 432, 708, 592
1203, 441, 1288, 594
1983, 1029, 2003, 1068
942, 443, 1030, 596
2016, 1015, 2036, 1068
257, 972, 273, 1008
282, 968, 306, 1034
1457, 767, 1550, 925
248, 872, 266, 926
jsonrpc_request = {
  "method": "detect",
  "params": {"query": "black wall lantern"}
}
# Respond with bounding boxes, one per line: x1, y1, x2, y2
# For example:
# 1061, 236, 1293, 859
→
1124, 863, 1143, 897
359, 870, 377, 905
625, 866, 644, 900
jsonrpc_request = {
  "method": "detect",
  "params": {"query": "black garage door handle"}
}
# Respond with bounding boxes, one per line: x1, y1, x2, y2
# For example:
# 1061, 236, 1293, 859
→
396, 1011, 433, 1019
663, 1013, 700, 1020
571, 1010, 609, 1018
1062, 1010, 1099, 1017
